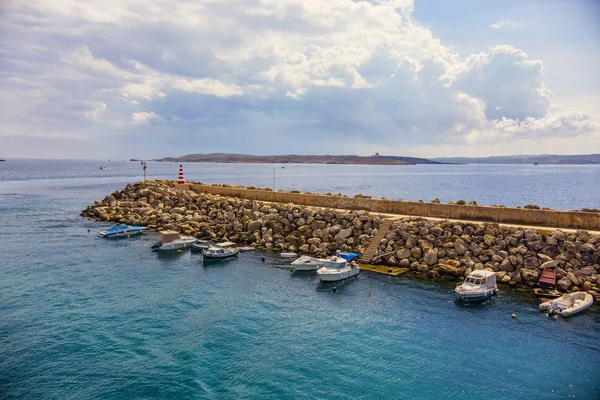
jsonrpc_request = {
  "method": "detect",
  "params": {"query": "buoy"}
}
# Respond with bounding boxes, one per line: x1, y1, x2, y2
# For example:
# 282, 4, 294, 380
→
369, 292, 372, 297
87, 229, 90, 233
177, 249, 181, 254
261, 256, 266, 262
177, 164, 185, 184
127, 235, 130, 238
332, 287, 337, 293
125, 243, 128, 247
511, 313, 516, 319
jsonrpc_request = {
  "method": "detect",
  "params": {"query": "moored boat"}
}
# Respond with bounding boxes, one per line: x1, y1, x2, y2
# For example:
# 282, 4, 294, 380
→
455, 270, 498, 303
201, 246, 239, 262
539, 292, 594, 316
290, 255, 325, 271
191, 241, 210, 252
151, 230, 196, 251
316, 251, 360, 282
99, 224, 146, 238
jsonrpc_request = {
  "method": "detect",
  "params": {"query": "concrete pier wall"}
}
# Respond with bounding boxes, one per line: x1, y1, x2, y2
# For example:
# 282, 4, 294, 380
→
180, 183, 600, 231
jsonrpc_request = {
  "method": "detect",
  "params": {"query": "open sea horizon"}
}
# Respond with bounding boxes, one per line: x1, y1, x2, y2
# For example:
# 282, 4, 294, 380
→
1, 159, 599, 399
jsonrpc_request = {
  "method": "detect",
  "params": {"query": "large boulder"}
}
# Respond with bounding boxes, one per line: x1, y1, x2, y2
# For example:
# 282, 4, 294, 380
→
438, 263, 460, 277
520, 268, 540, 282
557, 277, 572, 291
247, 220, 263, 233
423, 249, 438, 266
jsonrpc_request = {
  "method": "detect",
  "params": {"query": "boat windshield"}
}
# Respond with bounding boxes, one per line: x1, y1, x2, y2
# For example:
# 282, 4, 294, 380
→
323, 260, 344, 269
465, 277, 482, 285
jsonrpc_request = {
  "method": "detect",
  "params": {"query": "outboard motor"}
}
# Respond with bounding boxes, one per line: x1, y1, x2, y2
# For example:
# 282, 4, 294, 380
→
151, 241, 162, 249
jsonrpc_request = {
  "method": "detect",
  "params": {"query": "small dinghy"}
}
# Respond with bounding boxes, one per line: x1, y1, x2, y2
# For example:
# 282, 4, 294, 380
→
539, 292, 594, 317
238, 246, 255, 252
290, 255, 325, 271
99, 224, 146, 238
191, 241, 210, 252
280, 252, 298, 258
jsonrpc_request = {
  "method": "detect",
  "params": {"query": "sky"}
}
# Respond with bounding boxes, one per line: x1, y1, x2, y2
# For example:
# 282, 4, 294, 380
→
1, 0, 599, 160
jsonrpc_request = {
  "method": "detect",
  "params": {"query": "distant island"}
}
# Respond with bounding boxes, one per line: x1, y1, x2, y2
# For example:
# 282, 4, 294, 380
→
430, 154, 600, 165
153, 153, 443, 165
145, 152, 600, 166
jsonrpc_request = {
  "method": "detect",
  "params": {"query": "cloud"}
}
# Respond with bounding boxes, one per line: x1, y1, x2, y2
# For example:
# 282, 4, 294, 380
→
131, 111, 166, 125
0, 0, 596, 158
490, 20, 521, 30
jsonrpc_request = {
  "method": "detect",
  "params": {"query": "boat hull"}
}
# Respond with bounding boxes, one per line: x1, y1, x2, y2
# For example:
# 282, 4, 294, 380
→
99, 226, 146, 238
455, 289, 497, 303
317, 267, 360, 282
154, 238, 196, 251
202, 249, 239, 261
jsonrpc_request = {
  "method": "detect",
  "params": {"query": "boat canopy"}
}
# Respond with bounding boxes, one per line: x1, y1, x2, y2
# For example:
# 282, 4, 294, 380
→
159, 230, 181, 243
105, 224, 129, 232
339, 252, 359, 261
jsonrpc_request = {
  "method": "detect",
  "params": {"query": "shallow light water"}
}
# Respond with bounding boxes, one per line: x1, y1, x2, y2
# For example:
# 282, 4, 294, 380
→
1, 160, 599, 399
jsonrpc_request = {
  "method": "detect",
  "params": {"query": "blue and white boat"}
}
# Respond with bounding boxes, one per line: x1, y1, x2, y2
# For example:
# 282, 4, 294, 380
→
316, 251, 360, 282
99, 224, 146, 238
455, 270, 498, 302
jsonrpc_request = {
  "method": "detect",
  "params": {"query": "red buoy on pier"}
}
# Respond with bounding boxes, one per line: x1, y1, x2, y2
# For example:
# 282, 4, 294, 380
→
177, 164, 185, 184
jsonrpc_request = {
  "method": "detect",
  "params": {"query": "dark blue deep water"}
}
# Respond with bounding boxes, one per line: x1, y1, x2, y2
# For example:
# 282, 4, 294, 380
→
1, 159, 599, 399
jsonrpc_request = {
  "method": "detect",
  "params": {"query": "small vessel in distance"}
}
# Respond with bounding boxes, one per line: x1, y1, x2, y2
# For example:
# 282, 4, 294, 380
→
455, 270, 498, 302
151, 230, 196, 251
99, 224, 146, 238
316, 251, 360, 282
539, 292, 594, 317
290, 255, 325, 271
201, 246, 239, 261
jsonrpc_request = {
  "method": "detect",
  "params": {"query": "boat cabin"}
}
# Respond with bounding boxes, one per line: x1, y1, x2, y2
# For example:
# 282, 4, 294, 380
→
463, 270, 496, 289
159, 230, 181, 244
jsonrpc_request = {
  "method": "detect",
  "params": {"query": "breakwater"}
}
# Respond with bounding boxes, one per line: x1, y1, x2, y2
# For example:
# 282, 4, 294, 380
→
81, 180, 600, 299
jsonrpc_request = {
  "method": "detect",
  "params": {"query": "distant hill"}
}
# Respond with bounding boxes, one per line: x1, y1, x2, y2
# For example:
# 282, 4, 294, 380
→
154, 153, 442, 165
430, 154, 600, 165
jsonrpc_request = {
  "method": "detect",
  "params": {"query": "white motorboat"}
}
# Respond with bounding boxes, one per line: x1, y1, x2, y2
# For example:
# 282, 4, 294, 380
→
455, 270, 498, 303
99, 224, 146, 238
316, 252, 360, 282
201, 246, 239, 262
151, 230, 196, 251
290, 255, 326, 271
539, 292, 594, 316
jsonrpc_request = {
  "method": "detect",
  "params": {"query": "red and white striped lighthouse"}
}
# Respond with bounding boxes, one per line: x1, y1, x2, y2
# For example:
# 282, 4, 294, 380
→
177, 164, 185, 184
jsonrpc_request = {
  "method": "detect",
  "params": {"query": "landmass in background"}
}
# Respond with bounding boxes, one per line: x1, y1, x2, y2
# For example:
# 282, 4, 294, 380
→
144, 153, 600, 165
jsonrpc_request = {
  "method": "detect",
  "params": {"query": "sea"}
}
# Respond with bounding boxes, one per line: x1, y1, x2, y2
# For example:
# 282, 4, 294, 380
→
1, 159, 599, 399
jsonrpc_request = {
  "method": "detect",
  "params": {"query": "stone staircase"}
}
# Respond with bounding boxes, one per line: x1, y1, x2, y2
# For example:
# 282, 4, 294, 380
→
358, 219, 394, 264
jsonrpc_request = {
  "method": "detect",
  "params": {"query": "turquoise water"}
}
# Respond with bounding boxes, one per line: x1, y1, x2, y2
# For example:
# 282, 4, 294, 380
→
1, 160, 599, 399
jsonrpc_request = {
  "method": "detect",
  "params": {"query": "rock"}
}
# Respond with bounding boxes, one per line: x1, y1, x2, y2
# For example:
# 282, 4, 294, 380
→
423, 249, 438, 266
575, 266, 596, 277
557, 277, 572, 291
581, 281, 592, 291
523, 256, 541, 269
454, 239, 467, 255
539, 260, 560, 269
247, 220, 263, 233
580, 243, 596, 253
519, 268, 539, 282
552, 230, 566, 241
438, 263, 459, 277
335, 228, 352, 240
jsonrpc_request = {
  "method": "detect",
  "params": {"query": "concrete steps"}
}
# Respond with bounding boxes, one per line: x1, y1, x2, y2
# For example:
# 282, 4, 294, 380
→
358, 219, 394, 264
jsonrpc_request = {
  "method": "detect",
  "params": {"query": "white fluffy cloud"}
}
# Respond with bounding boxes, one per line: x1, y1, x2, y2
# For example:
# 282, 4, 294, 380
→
0, 0, 596, 157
